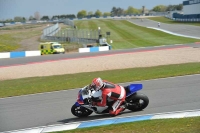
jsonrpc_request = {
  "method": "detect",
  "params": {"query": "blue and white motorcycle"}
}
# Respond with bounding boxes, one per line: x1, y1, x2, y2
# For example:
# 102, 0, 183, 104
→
71, 84, 149, 117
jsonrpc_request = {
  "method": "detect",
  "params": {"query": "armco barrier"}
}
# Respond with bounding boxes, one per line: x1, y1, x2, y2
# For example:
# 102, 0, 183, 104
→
0, 51, 41, 59
79, 46, 110, 53
0, 46, 110, 58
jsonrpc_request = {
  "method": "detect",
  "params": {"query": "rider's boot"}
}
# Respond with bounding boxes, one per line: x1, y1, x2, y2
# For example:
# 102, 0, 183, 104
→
109, 107, 124, 116
109, 104, 126, 116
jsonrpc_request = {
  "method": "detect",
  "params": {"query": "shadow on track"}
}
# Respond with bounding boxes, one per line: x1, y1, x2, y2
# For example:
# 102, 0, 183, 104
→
58, 110, 141, 124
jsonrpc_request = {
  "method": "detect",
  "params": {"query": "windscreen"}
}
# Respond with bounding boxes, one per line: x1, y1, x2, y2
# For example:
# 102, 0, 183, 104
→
53, 45, 62, 49
81, 86, 89, 95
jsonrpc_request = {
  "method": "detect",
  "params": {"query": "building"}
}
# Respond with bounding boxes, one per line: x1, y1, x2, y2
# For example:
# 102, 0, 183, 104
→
0, 23, 5, 27
173, 0, 200, 19
183, 0, 200, 18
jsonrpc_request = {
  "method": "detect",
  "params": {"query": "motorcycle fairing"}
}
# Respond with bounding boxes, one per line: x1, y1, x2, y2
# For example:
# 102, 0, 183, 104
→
82, 105, 109, 113
76, 90, 84, 106
126, 84, 143, 97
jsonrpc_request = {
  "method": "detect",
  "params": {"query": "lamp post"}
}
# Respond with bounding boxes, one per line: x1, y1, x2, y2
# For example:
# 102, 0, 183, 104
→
62, 33, 64, 42
98, 27, 101, 41
88, 33, 90, 44
98, 27, 101, 36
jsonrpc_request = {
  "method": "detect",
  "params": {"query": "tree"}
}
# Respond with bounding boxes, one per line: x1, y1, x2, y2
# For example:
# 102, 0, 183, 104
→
29, 16, 33, 20
103, 12, 111, 17
111, 7, 124, 16
4, 19, 13, 23
125, 6, 140, 14
94, 9, 102, 17
88, 11, 93, 16
166, 5, 176, 11
176, 4, 183, 10
22, 17, 26, 22
14, 16, 24, 22
41, 16, 50, 20
34, 11, 40, 20
52, 15, 59, 20
86, 11, 94, 18
77, 10, 87, 18
29, 16, 36, 20
116, 7, 124, 15
67, 14, 76, 18
152, 5, 167, 12
111, 7, 117, 16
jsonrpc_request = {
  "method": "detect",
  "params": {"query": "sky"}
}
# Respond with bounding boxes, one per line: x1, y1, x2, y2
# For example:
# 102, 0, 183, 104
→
0, 0, 183, 20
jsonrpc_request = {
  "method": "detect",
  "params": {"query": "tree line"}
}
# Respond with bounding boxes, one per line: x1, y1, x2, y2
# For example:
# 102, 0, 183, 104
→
0, 4, 182, 23
76, 6, 143, 18
152, 4, 183, 12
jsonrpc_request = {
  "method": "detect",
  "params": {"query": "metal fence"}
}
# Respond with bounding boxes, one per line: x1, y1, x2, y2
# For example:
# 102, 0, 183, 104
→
41, 23, 99, 45
165, 16, 200, 22
149, 11, 168, 16
41, 23, 60, 40
63, 19, 74, 27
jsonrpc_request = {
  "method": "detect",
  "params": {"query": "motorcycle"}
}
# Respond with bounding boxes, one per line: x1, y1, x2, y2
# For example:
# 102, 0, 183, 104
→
71, 83, 149, 117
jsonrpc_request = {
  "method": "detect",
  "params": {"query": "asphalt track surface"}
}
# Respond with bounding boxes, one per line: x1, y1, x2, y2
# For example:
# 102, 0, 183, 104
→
0, 74, 200, 132
128, 19, 200, 38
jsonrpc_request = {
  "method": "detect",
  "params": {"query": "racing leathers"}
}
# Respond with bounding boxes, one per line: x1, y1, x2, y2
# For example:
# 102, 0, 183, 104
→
95, 80, 126, 116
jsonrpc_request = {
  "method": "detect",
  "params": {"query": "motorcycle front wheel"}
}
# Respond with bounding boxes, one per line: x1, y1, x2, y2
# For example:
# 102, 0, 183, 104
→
71, 104, 93, 117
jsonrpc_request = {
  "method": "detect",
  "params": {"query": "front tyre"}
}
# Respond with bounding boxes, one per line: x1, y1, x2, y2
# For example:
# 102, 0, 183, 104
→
71, 104, 93, 117
127, 92, 149, 111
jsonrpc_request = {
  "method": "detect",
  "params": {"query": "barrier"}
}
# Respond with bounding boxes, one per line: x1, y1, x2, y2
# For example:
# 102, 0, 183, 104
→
0, 52, 10, 59
0, 51, 41, 59
78, 46, 110, 53
0, 46, 109, 58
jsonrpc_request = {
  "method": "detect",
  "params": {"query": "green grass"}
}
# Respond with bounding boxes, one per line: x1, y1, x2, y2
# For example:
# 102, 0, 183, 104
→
0, 24, 45, 52
0, 34, 20, 51
53, 117, 200, 133
74, 19, 200, 49
148, 16, 200, 26
0, 62, 200, 98
0, 24, 44, 30
0, 30, 42, 52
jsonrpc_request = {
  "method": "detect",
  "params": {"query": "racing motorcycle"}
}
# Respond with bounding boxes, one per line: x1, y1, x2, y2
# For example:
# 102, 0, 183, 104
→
71, 83, 149, 117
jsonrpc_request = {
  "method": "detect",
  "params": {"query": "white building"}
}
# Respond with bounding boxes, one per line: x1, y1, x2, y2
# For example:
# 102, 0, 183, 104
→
183, 0, 200, 17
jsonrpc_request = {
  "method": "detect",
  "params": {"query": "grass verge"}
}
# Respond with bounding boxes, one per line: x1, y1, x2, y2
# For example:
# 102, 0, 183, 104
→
148, 16, 200, 26
0, 62, 200, 98
54, 117, 200, 133
0, 24, 46, 52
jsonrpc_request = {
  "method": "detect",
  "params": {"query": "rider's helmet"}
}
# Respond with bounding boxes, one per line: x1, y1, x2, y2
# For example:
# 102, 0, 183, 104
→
91, 77, 104, 91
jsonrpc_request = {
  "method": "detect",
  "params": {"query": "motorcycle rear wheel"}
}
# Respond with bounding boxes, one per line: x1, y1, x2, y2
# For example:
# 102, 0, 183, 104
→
71, 104, 93, 117
127, 92, 149, 111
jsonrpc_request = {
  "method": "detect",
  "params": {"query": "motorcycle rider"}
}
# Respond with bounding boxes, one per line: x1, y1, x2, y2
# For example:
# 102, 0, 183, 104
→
90, 77, 126, 116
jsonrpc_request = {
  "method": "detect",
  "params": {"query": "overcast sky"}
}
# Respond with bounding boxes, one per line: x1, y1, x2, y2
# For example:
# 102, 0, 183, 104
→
0, 0, 183, 20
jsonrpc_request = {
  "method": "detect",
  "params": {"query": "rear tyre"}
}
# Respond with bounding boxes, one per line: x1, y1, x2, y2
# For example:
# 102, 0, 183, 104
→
127, 92, 149, 111
71, 104, 93, 117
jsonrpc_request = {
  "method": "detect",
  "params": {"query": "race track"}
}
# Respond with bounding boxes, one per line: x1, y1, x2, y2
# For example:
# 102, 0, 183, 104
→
0, 74, 200, 132
1, 18, 200, 132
